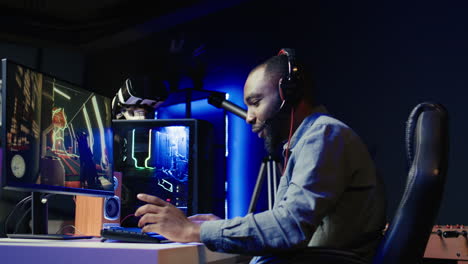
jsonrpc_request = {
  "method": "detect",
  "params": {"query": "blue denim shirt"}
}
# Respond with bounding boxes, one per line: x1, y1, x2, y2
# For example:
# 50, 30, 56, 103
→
200, 105, 386, 262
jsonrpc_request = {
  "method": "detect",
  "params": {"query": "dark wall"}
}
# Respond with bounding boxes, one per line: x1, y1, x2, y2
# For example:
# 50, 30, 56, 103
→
2, 0, 467, 230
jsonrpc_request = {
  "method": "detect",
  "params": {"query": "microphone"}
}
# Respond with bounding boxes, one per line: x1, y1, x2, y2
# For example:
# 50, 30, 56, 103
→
208, 93, 247, 120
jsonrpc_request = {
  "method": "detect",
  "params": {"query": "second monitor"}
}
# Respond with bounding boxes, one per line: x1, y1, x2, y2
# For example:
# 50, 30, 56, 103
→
112, 118, 224, 225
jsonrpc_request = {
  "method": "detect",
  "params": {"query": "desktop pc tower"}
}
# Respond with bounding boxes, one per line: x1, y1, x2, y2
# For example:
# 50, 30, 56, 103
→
113, 119, 224, 228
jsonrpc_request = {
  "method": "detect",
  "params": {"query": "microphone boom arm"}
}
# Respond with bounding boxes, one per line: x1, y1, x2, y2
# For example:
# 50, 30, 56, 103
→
208, 93, 247, 120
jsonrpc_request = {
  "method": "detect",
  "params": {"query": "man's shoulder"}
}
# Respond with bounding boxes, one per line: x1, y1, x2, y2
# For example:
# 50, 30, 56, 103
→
304, 105, 350, 129
289, 105, 362, 149
307, 113, 352, 133
302, 112, 361, 143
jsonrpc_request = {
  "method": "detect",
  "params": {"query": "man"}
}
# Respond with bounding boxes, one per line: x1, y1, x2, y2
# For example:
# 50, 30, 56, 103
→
134, 49, 386, 263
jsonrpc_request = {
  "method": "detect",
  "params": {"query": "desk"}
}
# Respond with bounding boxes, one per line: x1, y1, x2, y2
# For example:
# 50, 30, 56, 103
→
0, 238, 244, 264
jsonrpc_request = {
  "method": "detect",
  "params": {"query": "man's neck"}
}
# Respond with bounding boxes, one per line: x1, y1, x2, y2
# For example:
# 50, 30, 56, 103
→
279, 100, 316, 140
292, 100, 316, 131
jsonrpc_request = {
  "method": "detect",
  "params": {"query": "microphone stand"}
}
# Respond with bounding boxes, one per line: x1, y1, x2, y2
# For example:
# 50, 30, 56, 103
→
248, 155, 282, 214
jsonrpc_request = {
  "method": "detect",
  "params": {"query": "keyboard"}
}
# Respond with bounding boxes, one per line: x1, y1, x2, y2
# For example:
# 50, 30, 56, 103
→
101, 227, 171, 243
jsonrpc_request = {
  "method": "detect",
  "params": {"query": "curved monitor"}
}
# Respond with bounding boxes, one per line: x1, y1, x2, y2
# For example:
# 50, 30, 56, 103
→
1, 58, 114, 197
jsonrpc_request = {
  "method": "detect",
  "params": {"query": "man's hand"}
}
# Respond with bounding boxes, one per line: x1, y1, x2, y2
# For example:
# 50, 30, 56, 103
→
188, 214, 222, 224
134, 193, 201, 243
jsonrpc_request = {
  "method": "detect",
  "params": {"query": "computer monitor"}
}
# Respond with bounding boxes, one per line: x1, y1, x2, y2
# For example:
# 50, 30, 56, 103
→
112, 119, 221, 225
0, 58, 114, 235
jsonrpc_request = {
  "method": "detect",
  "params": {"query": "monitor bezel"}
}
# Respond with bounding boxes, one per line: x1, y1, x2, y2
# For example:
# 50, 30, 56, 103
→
0, 58, 115, 197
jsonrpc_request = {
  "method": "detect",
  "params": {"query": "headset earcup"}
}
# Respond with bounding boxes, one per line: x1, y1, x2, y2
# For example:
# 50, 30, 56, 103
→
279, 76, 298, 103
277, 48, 301, 104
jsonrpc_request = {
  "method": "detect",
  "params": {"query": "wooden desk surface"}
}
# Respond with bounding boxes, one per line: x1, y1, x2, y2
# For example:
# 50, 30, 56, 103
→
0, 237, 241, 264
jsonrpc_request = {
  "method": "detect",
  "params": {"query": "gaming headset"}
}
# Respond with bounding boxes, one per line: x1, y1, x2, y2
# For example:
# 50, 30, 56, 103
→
277, 48, 303, 105
276, 48, 304, 171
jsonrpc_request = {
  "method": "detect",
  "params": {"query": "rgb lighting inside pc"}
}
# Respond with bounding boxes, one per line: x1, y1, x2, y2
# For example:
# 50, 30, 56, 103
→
125, 126, 190, 212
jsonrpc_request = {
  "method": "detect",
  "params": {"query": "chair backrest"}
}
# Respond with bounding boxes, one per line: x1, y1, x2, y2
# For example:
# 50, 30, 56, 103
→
372, 102, 449, 264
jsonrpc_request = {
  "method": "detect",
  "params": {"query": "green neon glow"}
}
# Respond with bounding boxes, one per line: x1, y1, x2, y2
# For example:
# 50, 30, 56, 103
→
52, 132, 65, 150
144, 129, 155, 169
52, 108, 62, 115
131, 129, 144, 169
51, 108, 67, 151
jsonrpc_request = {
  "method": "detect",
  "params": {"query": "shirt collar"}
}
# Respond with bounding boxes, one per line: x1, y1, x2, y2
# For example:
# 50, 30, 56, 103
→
282, 105, 329, 155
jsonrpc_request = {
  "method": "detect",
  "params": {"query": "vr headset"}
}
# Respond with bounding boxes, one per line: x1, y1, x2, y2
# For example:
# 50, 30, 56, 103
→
112, 77, 167, 118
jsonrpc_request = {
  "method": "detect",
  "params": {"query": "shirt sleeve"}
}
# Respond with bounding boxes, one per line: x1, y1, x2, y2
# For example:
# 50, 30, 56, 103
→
200, 123, 352, 255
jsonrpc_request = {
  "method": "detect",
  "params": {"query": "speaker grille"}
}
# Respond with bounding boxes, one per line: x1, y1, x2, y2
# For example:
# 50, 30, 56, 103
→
104, 196, 121, 220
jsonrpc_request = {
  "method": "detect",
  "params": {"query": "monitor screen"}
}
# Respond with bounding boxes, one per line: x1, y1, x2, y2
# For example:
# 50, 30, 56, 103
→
113, 119, 215, 220
0, 58, 114, 197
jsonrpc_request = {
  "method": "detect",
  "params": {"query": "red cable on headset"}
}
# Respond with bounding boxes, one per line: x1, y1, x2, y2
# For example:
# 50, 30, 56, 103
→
283, 107, 295, 174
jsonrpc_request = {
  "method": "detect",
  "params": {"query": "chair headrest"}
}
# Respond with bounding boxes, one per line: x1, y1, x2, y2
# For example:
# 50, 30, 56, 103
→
405, 102, 448, 169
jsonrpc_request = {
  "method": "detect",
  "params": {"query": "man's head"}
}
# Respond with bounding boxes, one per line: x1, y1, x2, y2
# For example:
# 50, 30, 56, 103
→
244, 54, 291, 154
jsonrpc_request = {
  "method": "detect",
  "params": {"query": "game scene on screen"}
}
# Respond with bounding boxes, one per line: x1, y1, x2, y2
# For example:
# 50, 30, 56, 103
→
5, 63, 113, 191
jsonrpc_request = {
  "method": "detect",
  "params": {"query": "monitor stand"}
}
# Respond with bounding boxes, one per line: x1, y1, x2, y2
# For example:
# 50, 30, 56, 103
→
7, 192, 93, 240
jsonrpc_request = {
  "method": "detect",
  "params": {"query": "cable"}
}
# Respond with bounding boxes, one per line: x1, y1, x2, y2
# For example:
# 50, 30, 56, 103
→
282, 107, 295, 175
56, 225, 84, 236
120, 214, 135, 225
12, 193, 56, 234
4, 195, 32, 234
13, 207, 32, 234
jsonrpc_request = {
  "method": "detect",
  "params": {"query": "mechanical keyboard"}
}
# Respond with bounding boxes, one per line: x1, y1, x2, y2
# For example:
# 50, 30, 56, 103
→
100, 227, 171, 243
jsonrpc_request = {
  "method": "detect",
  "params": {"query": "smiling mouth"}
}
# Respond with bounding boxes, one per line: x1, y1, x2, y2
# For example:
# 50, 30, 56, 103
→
252, 125, 262, 133
252, 126, 266, 138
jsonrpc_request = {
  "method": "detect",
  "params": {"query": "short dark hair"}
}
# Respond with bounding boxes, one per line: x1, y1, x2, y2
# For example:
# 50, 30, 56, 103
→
260, 53, 316, 106
263, 54, 289, 83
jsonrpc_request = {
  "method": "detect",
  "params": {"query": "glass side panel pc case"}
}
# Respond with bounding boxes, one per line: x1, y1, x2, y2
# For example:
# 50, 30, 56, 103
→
0, 58, 115, 197
112, 119, 218, 220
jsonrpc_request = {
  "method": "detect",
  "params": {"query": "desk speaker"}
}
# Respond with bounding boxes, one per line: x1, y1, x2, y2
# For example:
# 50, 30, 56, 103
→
75, 172, 122, 237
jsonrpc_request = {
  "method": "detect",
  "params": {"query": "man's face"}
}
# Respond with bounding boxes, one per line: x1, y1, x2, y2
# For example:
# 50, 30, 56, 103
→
244, 67, 285, 154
